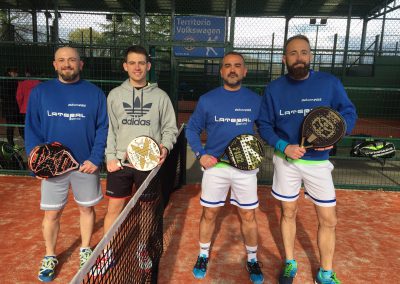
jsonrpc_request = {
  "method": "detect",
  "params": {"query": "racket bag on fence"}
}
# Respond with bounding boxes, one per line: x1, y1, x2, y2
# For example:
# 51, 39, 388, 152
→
350, 140, 396, 159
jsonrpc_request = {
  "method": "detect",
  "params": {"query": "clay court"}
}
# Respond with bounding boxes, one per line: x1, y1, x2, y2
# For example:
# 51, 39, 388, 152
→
0, 175, 399, 283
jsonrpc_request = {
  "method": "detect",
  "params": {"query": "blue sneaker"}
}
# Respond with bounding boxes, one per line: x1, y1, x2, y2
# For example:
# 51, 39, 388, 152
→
279, 260, 297, 284
246, 259, 264, 284
315, 269, 341, 284
192, 254, 208, 279
38, 256, 58, 282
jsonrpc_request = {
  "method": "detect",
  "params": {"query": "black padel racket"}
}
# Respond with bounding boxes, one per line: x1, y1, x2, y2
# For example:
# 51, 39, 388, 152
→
125, 136, 161, 171
28, 142, 80, 178
300, 107, 346, 149
218, 134, 265, 170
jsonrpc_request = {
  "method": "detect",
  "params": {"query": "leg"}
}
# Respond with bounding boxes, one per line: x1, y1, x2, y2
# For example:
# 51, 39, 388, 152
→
103, 198, 127, 234
42, 209, 63, 256
237, 207, 258, 247
199, 206, 221, 243
280, 200, 298, 260
79, 205, 96, 248
314, 205, 337, 271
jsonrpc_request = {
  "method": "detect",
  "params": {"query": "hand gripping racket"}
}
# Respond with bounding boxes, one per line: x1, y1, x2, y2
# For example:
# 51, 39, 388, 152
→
28, 142, 80, 178
124, 136, 161, 171
218, 134, 265, 171
300, 107, 346, 149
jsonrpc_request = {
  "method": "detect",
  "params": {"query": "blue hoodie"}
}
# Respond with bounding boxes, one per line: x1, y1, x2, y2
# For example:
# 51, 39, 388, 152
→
25, 79, 108, 166
258, 70, 357, 161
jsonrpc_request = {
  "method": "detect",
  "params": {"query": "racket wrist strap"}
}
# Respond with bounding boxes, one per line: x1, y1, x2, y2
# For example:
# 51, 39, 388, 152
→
275, 139, 289, 153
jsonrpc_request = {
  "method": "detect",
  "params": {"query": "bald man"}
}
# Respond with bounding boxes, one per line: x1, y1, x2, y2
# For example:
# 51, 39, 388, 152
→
25, 46, 108, 282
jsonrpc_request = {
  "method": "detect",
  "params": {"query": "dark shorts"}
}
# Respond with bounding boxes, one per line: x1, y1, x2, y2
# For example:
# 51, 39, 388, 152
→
106, 167, 157, 200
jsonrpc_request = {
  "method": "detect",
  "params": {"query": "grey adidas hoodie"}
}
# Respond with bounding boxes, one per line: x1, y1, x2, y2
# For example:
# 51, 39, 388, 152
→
106, 79, 178, 162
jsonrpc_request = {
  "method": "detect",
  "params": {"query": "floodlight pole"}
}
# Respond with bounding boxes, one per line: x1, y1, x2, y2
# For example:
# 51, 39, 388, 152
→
313, 25, 320, 69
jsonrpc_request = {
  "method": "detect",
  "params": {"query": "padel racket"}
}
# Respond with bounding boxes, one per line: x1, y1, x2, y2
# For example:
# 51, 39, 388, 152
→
125, 136, 161, 171
28, 142, 80, 178
300, 107, 346, 149
218, 134, 265, 171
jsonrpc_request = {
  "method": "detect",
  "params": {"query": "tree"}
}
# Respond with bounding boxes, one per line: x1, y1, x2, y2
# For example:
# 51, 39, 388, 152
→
68, 27, 103, 44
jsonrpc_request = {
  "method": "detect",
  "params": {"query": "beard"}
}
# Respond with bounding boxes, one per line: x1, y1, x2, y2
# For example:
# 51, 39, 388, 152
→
58, 68, 80, 82
287, 61, 310, 80
223, 73, 242, 89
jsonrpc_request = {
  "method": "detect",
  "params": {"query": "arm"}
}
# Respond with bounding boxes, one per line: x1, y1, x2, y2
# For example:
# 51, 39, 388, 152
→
159, 94, 178, 152
86, 90, 109, 167
185, 99, 207, 159
24, 88, 44, 156
332, 79, 358, 134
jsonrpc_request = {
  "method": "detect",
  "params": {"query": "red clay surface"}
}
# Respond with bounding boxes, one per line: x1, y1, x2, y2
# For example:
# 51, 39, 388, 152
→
0, 176, 399, 283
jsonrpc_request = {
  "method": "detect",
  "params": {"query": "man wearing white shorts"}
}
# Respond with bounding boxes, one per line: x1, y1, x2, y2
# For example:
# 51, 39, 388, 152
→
258, 35, 357, 284
186, 52, 264, 284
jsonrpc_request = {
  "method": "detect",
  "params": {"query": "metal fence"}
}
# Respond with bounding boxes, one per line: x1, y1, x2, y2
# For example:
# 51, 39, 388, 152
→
0, 6, 399, 189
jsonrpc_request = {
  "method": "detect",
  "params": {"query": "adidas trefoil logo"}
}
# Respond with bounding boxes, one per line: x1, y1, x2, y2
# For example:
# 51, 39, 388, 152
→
123, 97, 152, 118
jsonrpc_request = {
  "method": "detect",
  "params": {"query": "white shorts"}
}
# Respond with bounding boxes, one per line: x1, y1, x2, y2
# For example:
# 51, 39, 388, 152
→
201, 165, 259, 209
272, 154, 336, 207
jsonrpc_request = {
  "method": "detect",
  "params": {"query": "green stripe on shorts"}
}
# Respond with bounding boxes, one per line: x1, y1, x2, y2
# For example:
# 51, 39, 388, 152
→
275, 150, 329, 165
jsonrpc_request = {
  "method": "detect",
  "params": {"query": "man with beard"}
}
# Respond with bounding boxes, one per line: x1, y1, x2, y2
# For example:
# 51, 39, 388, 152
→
25, 46, 108, 282
258, 35, 357, 284
186, 52, 264, 284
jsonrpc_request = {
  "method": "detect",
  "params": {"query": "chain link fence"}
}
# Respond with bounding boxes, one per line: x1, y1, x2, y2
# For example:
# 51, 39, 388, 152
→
0, 6, 399, 188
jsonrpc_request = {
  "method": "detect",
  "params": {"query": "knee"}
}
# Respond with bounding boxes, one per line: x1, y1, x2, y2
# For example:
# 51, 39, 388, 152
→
281, 206, 298, 220
79, 206, 94, 215
106, 201, 125, 217
43, 210, 62, 223
239, 209, 256, 224
319, 215, 338, 228
202, 208, 218, 222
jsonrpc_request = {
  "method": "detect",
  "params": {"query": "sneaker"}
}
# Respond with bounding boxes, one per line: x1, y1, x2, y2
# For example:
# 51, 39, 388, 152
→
315, 269, 341, 284
279, 260, 298, 284
136, 244, 152, 272
192, 254, 208, 279
38, 256, 58, 282
91, 249, 115, 276
246, 259, 264, 284
79, 248, 93, 269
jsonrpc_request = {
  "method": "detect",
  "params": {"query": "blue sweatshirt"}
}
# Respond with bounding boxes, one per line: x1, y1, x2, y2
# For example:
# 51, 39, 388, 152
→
25, 79, 108, 166
258, 71, 357, 161
186, 86, 261, 158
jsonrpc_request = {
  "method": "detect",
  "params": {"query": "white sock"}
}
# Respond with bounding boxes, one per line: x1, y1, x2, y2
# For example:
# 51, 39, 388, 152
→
246, 245, 258, 262
199, 242, 211, 257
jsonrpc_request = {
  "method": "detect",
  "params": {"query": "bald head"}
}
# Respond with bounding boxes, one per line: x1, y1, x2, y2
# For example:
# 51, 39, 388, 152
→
53, 47, 83, 83
54, 47, 80, 61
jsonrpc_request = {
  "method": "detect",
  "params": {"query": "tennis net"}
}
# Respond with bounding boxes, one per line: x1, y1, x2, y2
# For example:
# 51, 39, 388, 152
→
70, 125, 186, 284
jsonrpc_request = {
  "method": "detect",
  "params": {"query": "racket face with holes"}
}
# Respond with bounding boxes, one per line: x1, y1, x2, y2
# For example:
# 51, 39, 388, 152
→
223, 134, 265, 170
300, 107, 346, 148
28, 142, 80, 178
126, 136, 161, 171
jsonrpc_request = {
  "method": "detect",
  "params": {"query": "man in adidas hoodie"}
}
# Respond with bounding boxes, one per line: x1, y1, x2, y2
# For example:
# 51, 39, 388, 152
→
102, 45, 177, 273
25, 47, 108, 282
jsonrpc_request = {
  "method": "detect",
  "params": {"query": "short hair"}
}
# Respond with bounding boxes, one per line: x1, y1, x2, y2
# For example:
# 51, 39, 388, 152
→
221, 51, 245, 67
124, 45, 150, 63
284, 34, 311, 54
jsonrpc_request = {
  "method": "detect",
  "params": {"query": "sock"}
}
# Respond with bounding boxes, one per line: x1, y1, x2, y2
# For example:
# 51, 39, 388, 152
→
320, 268, 333, 279
246, 245, 258, 262
199, 242, 211, 258
80, 247, 90, 252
